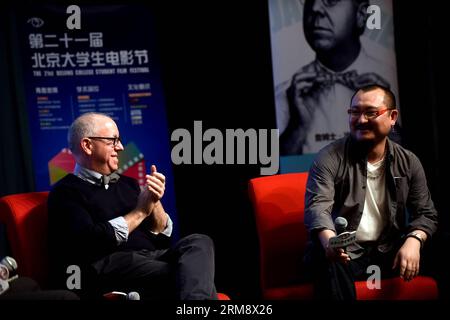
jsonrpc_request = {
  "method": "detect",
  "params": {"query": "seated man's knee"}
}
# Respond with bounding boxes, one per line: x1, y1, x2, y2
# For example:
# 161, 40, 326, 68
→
179, 234, 215, 255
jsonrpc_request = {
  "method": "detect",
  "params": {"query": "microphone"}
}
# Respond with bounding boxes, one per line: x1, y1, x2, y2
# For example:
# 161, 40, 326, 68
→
127, 291, 140, 300
334, 216, 348, 235
1, 257, 18, 274
329, 217, 357, 249
103, 291, 141, 300
0, 256, 17, 296
0, 256, 18, 281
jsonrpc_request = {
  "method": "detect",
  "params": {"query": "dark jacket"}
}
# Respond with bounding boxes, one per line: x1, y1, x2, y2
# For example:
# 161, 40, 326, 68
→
304, 136, 438, 255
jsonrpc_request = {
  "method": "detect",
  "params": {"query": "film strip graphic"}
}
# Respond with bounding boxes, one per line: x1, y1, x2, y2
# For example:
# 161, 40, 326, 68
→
117, 142, 146, 186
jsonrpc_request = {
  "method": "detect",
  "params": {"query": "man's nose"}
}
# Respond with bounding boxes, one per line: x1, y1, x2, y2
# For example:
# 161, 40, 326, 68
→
312, 0, 326, 12
355, 113, 369, 123
115, 141, 124, 151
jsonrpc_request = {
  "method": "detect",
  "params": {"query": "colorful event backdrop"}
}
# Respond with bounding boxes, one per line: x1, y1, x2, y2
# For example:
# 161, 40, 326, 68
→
16, 4, 178, 236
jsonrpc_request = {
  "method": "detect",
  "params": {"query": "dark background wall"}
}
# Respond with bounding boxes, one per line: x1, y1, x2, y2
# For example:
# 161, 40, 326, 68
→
1, 0, 449, 299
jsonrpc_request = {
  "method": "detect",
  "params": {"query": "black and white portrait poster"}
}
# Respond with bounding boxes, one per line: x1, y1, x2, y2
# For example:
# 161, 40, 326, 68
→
269, 0, 399, 172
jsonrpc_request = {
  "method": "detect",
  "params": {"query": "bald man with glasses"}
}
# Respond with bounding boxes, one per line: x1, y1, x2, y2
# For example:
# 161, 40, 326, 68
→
48, 112, 217, 300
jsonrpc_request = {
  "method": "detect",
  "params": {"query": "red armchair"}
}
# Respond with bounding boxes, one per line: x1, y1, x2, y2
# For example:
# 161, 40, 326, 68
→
0, 192, 229, 300
0, 192, 49, 288
248, 172, 438, 300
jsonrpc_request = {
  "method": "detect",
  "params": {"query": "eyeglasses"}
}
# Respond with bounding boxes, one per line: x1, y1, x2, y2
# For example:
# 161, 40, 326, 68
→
300, 0, 342, 8
347, 108, 394, 120
87, 136, 122, 147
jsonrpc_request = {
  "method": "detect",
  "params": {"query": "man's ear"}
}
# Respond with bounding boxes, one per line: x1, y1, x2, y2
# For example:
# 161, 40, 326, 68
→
80, 138, 93, 155
390, 109, 398, 125
356, 2, 369, 31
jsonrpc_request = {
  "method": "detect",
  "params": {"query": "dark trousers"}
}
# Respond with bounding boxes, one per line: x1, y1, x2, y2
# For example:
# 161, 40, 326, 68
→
308, 242, 400, 300
88, 233, 217, 300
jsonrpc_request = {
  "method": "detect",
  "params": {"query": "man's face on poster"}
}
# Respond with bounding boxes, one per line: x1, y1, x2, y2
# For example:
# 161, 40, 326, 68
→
303, 0, 361, 53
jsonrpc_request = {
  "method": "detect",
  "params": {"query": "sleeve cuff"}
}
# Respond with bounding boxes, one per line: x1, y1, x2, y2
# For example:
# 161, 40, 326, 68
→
150, 213, 173, 237
108, 216, 129, 245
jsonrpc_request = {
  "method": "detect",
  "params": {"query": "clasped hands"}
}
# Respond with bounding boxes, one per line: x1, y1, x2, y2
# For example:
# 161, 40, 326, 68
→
137, 165, 166, 216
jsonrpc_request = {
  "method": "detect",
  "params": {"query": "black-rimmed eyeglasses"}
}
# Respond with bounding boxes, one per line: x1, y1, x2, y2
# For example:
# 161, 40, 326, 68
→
87, 136, 122, 147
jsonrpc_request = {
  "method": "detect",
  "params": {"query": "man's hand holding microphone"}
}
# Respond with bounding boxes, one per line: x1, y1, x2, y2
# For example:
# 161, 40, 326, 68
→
318, 217, 356, 264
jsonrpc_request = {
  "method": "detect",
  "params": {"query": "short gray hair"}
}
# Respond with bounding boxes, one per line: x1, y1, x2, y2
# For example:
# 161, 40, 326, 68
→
68, 112, 112, 154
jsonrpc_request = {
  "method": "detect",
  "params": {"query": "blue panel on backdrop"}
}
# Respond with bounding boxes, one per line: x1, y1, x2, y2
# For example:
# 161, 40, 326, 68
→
279, 154, 315, 174
16, 4, 178, 238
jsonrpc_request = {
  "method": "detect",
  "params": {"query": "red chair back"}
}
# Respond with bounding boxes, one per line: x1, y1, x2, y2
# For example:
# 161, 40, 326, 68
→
0, 192, 49, 287
248, 173, 309, 291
